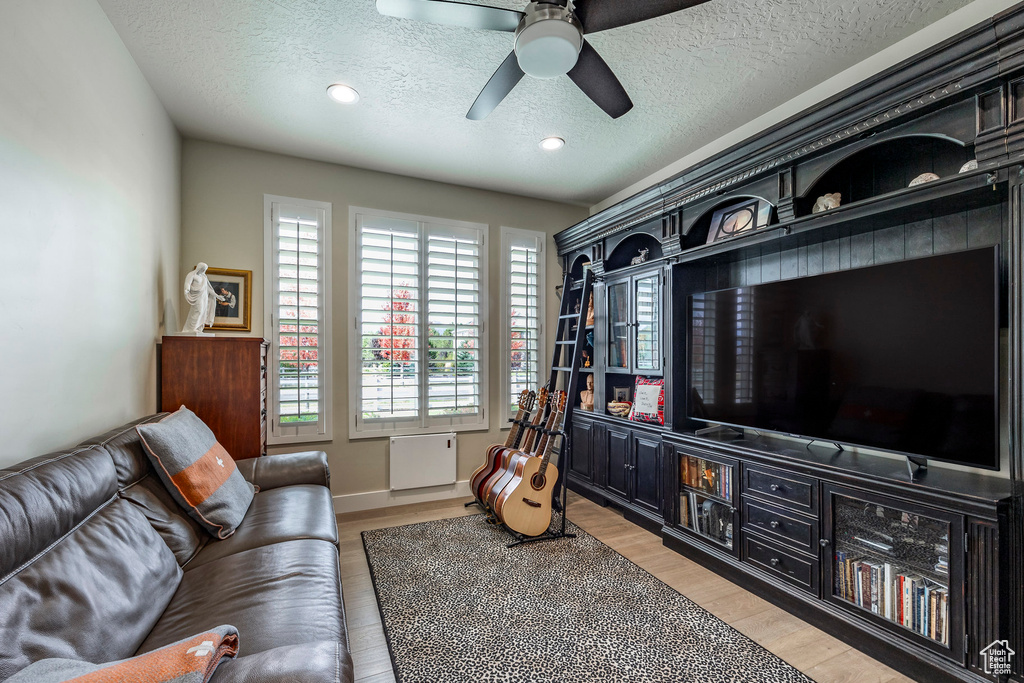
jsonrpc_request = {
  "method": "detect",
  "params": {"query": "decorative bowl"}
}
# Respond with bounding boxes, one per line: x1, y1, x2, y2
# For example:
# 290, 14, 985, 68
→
607, 401, 632, 418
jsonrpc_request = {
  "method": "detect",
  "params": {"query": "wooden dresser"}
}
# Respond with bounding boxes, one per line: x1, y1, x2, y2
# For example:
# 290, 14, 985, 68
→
158, 336, 268, 460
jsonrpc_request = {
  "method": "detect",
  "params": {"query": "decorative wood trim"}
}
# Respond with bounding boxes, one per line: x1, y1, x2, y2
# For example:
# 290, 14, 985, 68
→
554, 8, 1024, 255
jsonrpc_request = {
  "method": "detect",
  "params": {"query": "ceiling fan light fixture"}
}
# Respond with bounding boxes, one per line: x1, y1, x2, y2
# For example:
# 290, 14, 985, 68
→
539, 136, 565, 151
514, 6, 582, 79
327, 83, 360, 104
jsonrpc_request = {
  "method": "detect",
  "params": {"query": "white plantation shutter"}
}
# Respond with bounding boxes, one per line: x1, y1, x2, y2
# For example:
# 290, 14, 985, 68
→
502, 228, 544, 418
351, 209, 488, 438
358, 217, 421, 422
264, 195, 332, 444
426, 226, 482, 418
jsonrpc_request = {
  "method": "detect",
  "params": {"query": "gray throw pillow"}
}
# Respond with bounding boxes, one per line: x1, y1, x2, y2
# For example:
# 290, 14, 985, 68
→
137, 406, 255, 539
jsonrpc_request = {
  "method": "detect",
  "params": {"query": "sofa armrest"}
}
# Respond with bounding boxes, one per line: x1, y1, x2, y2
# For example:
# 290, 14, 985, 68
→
235, 451, 330, 490
211, 641, 353, 683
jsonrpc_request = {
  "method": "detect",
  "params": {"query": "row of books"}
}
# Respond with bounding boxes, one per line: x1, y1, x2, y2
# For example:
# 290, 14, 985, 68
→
681, 455, 730, 500
681, 492, 733, 547
835, 551, 948, 645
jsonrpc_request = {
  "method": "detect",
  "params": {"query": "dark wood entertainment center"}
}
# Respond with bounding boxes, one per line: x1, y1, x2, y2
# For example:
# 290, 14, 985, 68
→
555, 8, 1024, 683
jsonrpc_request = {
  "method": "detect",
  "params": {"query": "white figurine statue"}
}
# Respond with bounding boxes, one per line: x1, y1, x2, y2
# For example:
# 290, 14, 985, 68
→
181, 262, 224, 335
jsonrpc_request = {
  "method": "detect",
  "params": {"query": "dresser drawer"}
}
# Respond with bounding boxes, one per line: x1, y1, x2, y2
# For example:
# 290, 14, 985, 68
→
743, 534, 819, 595
742, 499, 819, 554
743, 465, 817, 513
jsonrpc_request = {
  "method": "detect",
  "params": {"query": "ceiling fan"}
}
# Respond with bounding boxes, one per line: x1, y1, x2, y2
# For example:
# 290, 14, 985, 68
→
376, 0, 711, 120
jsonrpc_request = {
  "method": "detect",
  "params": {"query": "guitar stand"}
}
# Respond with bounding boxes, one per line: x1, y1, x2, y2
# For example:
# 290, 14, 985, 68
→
500, 428, 576, 548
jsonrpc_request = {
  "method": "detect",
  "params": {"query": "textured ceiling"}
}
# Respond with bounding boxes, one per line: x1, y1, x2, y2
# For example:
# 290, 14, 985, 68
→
97, 0, 975, 206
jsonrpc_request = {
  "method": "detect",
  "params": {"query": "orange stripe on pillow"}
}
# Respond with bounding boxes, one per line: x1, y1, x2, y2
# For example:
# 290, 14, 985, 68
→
170, 443, 236, 506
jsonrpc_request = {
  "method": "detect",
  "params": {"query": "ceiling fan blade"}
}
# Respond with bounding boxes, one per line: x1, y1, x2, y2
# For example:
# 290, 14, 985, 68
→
466, 51, 525, 120
567, 40, 633, 119
573, 0, 711, 34
376, 0, 523, 32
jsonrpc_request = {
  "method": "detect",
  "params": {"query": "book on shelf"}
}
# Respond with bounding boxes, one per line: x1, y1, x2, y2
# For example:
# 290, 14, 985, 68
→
834, 552, 948, 645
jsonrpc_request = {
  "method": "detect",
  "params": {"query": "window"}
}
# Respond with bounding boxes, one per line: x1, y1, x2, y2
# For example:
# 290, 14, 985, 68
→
350, 208, 488, 438
501, 227, 545, 419
263, 195, 332, 444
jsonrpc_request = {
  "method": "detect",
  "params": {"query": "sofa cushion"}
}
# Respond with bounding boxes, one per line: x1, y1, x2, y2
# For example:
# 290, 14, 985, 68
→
0, 446, 117, 579
0, 498, 182, 681
137, 540, 344, 658
184, 485, 338, 571
121, 474, 210, 567
77, 413, 168, 488
137, 407, 255, 539
210, 641, 352, 683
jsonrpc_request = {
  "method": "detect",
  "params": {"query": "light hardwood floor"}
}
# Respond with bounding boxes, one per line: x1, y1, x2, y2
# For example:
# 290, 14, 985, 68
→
336, 493, 916, 683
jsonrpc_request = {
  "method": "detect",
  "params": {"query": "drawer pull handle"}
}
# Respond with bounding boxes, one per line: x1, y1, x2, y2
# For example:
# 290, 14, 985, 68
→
820, 538, 830, 547
769, 484, 780, 491
770, 557, 780, 567
769, 520, 780, 529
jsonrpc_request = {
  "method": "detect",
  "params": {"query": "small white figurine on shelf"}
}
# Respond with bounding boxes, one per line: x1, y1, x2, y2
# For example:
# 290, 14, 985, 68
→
181, 262, 225, 336
812, 192, 842, 213
630, 248, 649, 266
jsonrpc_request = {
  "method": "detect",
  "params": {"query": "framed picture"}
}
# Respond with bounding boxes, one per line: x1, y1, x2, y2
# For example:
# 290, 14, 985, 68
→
706, 198, 774, 244
206, 267, 252, 332
613, 386, 631, 403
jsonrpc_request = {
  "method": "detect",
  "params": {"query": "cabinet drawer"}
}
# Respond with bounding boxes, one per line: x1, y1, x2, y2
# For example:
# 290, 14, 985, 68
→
743, 535, 819, 595
743, 465, 817, 513
742, 500, 819, 554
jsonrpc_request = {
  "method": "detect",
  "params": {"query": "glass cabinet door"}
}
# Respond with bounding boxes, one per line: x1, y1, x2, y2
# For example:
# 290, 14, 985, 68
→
826, 485, 963, 659
607, 280, 629, 370
679, 451, 736, 553
633, 274, 661, 372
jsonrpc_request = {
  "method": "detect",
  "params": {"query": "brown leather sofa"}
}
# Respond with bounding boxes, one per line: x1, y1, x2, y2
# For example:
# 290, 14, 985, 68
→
0, 414, 354, 683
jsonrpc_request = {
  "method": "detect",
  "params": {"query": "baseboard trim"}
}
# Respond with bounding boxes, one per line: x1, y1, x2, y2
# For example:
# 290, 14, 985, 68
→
333, 480, 473, 514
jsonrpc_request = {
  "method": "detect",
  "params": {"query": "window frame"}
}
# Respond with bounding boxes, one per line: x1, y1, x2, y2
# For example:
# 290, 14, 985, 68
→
348, 206, 489, 439
500, 226, 546, 424
263, 194, 333, 445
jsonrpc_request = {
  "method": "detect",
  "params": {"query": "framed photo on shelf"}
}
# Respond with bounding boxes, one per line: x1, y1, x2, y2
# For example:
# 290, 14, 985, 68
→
206, 267, 252, 332
613, 386, 631, 403
706, 198, 774, 244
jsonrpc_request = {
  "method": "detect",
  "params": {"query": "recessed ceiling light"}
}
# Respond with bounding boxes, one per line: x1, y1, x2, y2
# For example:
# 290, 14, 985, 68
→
540, 136, 565, 151
327, 83, 360, 104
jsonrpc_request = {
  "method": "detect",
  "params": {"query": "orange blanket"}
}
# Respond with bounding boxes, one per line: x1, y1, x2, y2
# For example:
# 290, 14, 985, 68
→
7, 626, 239, 683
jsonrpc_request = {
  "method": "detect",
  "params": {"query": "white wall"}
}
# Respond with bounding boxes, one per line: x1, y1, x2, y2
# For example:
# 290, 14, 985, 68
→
592, 0, 1022, 214
0, 0, 181, 465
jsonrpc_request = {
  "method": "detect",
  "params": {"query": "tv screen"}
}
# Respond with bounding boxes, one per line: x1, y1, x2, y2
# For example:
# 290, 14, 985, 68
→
688, 246, 999, 469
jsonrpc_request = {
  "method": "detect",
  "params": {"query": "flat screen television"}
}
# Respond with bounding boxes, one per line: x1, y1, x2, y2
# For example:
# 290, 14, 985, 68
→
687, 246, 999, 469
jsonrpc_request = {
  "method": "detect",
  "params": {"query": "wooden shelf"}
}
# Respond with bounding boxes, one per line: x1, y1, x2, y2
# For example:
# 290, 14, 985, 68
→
675, 167, 1007, 266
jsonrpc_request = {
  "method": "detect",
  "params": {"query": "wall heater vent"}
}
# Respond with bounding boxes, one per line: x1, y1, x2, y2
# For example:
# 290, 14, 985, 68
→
388, 433, 457, 491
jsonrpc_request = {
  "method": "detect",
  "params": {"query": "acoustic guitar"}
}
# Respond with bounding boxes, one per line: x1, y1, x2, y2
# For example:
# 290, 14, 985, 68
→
482, 388, 548, 512
489, 390, 563, 519
469, 390, 533, 505
494, 391, 566, 536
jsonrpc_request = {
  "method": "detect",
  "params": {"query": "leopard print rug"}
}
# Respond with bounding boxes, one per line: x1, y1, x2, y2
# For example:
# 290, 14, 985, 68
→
362, 514, 813, 683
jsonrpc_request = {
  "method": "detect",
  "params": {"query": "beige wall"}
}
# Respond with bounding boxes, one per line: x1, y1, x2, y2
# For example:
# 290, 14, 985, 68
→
181, 139, 587, 499
0, 0, 181, 466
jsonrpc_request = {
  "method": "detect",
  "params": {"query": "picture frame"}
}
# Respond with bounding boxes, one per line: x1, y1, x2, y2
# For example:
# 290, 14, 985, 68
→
613, 386, 631, 403
705, 198, 774, 244
206, 267, 252, 332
